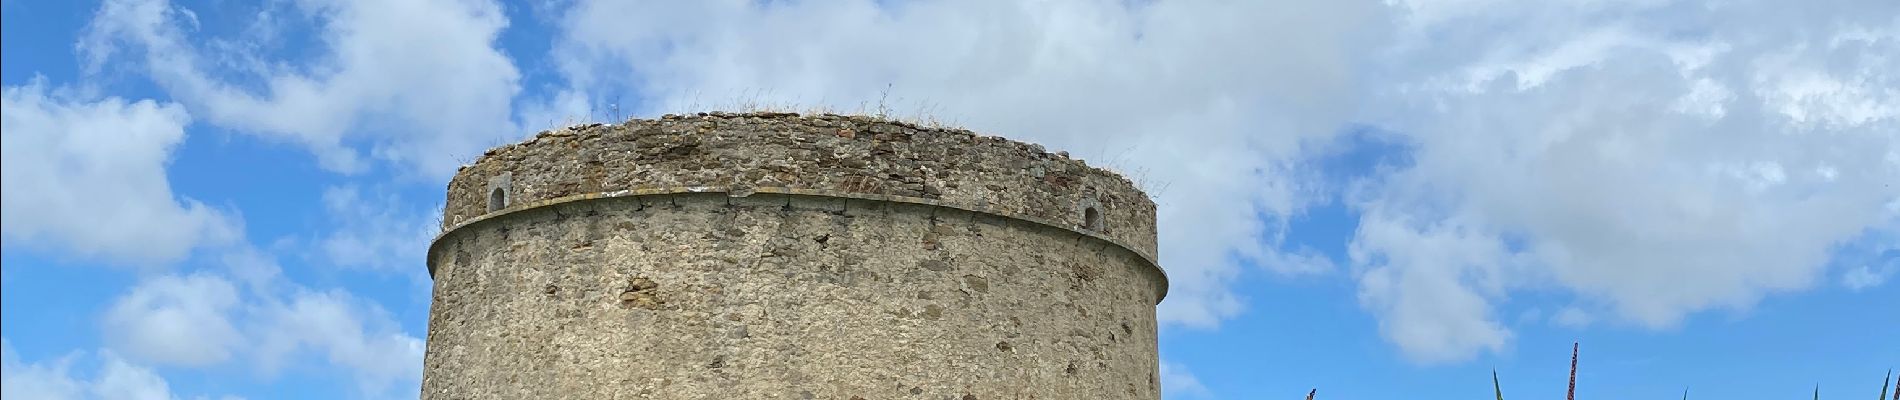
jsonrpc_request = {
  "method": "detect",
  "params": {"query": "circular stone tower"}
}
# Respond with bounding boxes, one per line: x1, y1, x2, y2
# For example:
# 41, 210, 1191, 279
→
422, 112, 1167, 399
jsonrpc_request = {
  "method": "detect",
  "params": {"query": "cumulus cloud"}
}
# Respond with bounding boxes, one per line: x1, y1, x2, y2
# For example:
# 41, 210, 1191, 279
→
1, 342, 85, 400
0, 82, 237, 266
1, 339, 199, 400
98, 248, 425, 397
1350, 0, 1900, 362
1551, 307, 1595, 328
228, 246, 424, 396
1842, 264, 1894, 291
102, 273, 244, 367
87, 354, 179, 400
546, 0, 1388, 328
1836, 230, 1898, 291
1, 1, 434, 396
79, 0, 522, 177
1349, 209, 1519, 363
1158, 360, 1210, 399
249, 288, 426, 395
49, 0, 1898, 373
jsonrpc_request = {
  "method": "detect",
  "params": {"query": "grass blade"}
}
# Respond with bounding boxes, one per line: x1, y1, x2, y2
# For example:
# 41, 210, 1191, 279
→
1882, 370, 1892, 400
1493, 369, 1504, 400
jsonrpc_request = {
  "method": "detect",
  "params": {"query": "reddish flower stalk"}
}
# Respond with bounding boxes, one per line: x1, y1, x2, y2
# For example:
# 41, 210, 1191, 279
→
1567, 342, 1579, 400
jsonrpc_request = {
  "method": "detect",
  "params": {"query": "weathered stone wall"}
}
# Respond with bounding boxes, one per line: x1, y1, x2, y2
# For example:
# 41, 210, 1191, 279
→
423, 193, 1163, 399
424, 113, 1166, 399
440, 112, 1158, 260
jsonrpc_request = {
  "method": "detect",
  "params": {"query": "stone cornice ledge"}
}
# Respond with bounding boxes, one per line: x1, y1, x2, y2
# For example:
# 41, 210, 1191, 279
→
426, 185, 1169, 303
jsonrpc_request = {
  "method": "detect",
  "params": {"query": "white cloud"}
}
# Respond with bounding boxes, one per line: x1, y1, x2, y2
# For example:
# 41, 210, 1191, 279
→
547, 0, 1388, 329
1842, 264, 1894, 291
1551, 307, 1594, 328
0, 82, 237, 266
2, 339, 196, 400
0, 75, 442, 394
89, 353, 179, 400
315, 185, 437, 274
49, 0, 1898, 372
1159, 360, 1210, 399
249, 288, 425, 396
102, 273, 244, 367
2, 341, 85, 400
5, 1, 434, 395
97, 249, 425, 397
227, 246, 424, 396
1350, 0, 1900, 362
1350, 210, 1516, 363
79, 0, 523, 178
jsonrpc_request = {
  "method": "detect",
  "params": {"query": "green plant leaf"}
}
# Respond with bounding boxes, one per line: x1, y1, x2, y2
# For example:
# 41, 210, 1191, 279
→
1493, 369, 1504, 400
1881, 370, 1891, 400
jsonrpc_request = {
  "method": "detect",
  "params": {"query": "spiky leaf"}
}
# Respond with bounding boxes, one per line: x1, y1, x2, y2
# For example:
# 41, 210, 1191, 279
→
1890, 369, 1898, 400
1881, 370, 1891, 400
1492, 369, 1504, 400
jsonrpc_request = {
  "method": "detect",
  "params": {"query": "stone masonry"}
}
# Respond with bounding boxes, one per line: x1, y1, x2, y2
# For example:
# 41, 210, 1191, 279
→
422, 112, 1168, 399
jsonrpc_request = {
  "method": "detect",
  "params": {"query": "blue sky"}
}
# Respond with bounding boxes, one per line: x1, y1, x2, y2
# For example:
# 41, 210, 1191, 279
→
2, 0, 1896, 399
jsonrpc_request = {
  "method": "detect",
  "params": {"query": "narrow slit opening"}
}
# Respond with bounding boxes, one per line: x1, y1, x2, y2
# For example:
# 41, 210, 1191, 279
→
1084, 206, 1103, 231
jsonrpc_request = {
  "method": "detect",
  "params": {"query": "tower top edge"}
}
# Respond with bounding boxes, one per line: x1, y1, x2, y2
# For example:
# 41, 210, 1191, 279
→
442, 111, 1160, 256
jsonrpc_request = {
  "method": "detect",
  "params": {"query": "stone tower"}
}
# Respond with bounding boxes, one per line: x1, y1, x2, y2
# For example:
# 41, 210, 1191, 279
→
422, 112, 1168, 399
